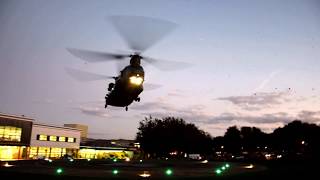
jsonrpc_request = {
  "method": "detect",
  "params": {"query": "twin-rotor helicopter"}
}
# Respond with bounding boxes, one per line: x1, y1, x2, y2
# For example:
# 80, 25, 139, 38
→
66, 16, 191, 111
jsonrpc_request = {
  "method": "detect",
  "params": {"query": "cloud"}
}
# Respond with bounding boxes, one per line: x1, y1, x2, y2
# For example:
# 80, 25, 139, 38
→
205, 112, 292, 125
77, 106, 111, 118
216, 91, 290, 111
130, 101, 177, 111
32, 99, 55, 104
297, 110, 320, 123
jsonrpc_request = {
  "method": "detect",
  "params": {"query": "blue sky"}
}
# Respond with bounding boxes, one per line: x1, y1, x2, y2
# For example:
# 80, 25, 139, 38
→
1, 0, 320, 139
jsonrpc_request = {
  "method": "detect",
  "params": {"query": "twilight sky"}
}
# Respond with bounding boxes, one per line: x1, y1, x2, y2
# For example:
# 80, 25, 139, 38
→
1, 0, 320, 139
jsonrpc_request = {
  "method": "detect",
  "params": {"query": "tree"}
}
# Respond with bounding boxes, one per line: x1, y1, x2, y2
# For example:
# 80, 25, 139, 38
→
224, 126, 242, 154
136, 116, 213, 158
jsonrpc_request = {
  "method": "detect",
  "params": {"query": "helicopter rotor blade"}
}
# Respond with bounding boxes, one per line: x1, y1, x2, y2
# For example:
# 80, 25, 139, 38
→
65, 67, 115, 82
142, 56, 193, 71
109, 15, 177, 52
67, 48, 129, 63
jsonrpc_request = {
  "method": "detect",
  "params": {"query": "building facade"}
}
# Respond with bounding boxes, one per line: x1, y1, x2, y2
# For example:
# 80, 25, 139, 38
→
0, 113, 33, 160
0, 113, 137, 160
29, 123, 81, 159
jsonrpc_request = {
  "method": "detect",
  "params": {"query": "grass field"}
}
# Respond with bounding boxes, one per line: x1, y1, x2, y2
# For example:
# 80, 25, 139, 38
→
0, 159, 318, 179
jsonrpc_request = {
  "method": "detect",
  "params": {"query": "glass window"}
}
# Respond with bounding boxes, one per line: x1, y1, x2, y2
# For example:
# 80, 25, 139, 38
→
67, 137, 75, 143
49, 136, 57, 141
0, 126, 22, 142
58, 136, 66, 142
39, 135, 47, 141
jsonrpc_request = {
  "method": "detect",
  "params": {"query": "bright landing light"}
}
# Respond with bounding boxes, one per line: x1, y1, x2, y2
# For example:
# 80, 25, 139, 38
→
139, 171, 151, 178
244, 164, 254, 169
129, 75, 143, 85
3, 162, 14, 167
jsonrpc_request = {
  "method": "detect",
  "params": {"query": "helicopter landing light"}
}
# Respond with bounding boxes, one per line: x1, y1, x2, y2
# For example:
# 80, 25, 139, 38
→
130, 76, 143, 85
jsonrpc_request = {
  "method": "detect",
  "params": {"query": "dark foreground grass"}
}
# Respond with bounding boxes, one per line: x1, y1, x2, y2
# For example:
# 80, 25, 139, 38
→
0, 160, 319, 180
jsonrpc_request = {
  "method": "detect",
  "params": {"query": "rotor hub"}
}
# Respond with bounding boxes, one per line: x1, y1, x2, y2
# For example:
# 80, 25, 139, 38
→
130, 54, 142, 66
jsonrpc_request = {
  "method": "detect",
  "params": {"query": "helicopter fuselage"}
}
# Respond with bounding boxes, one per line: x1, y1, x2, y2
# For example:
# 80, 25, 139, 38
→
105, 64, 144, 110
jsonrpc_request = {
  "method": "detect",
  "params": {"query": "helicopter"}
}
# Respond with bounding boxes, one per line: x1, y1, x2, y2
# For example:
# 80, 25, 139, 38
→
66, 16, 191, 111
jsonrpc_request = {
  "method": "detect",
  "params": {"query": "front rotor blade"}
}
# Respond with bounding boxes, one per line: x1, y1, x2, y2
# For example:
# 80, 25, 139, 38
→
65, 67, 114, 82
67, 48, 129, 63
143, 56, 193, 71
109, 15, 177, 52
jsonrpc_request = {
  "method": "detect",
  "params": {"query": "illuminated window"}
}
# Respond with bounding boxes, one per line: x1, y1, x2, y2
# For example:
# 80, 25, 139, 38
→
0, 126, 22, 142
58, 136, 66, 142
67, 137, 75, 143
38, 135, 48, 141
49, 136, 57, 141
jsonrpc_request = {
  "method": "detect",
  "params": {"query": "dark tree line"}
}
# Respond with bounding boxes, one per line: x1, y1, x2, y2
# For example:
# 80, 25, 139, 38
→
136, 116, 320, 160
136, 116, 212, 158
214, 120, 320, 160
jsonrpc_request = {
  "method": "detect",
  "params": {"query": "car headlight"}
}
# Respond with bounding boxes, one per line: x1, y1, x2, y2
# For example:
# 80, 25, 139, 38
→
129, 75, 143, 85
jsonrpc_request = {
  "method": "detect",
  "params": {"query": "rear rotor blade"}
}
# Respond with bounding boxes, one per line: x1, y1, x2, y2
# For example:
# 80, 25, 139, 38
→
143, 56, 193, 71
67, 48, 129, 63
65, 67, 114, 82
109, 15, 177, 52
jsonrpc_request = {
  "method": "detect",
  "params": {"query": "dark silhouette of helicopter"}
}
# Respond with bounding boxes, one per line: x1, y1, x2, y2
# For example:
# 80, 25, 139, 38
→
66, 16, 191, 111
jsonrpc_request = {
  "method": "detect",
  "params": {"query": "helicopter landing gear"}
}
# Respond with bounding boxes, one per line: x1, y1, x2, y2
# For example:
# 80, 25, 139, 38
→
104, 95, 108, 108
125, 106, 128, 111
135, 97, 140, 102
108, 83, 114, 91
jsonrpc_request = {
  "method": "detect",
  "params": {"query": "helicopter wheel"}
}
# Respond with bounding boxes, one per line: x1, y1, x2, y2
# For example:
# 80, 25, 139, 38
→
125, 106, 128, 111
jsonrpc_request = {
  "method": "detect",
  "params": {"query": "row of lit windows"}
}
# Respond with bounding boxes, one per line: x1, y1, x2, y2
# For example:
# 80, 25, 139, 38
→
36, 134, 76, 143
0, 126, 22, 142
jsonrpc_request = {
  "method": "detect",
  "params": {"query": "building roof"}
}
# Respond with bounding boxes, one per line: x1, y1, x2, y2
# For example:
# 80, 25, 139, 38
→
0, 112, 34, 122
33, 122, 81, 131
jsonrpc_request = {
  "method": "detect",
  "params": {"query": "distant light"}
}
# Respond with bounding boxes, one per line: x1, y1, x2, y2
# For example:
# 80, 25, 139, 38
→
112, 169, 119, 175
49, 159, 53, 163
113, 159, 117, 162
165, 169, 173, 176
87, 159, 91, 161
201, 160, 208, 164
125, 157, 130, 162
3, 162, 14, 167
215, 169, 222, 174
244, 164, 254, 169
56, 168, 63, 174
138, 171, 151, 178
139, 160, 143, 163
69, 158, 74, 162
225, 163, 230, 168
277, 155, 282, 159
221, 146, 224, 149
301, 141, 305, 145
221, 166, 226, 170
165, 158, 168, 160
